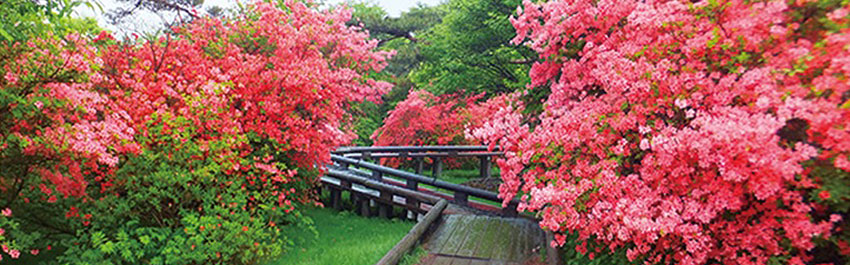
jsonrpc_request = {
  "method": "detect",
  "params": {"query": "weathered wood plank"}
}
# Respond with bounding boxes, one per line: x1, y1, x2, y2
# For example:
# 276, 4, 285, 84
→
435, 215, 473, 255
428, 256, 456, 265
455, 215, 489, 257
471, 217, 503, 259
490, 218, 518, 260
427, 215, 461, 253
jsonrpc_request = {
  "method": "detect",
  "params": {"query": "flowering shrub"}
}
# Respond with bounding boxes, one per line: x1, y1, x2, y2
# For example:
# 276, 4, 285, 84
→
491, 0, 850, 264
371, 90, 524, 169
0, 1, 390, 263
372, 90, 476, 147
369, 90, 477, 167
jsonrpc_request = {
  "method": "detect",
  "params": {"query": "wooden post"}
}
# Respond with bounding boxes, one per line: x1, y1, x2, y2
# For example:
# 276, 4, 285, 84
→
360, 198, 371, 217
341, 180, 352, 211
415, 157, 424, 175
405, 179, 418, 191
454, 192, 468, 206
405, 179, 419, 220
503, 200, 519, 217
479, 155, 491, 179
372, 170, 383, 181
432, 157, 442, 179
363, 151, 372, 162
378, 190, 392, 219
330, 187, 342, 210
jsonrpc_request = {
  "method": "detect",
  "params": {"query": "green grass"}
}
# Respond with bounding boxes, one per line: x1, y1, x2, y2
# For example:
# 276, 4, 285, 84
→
269, 207, 414, 265
412, 167, 501, 185
398, 246, 428, 265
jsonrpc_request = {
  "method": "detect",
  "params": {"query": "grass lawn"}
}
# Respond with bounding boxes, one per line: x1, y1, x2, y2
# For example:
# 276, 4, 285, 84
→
270, 206, 414, 265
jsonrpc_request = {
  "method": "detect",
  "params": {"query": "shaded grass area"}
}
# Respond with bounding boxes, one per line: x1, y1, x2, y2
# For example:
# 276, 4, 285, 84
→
269, 206, 414, 265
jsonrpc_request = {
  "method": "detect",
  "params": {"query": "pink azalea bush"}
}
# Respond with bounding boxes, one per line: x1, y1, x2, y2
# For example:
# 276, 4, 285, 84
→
0, 1, 391, 263
478, 0, 850, 264
372, 90, 519, 168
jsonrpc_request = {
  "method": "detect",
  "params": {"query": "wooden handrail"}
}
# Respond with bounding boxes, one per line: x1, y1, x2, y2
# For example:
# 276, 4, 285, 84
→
330, 154, 519, 212
334, 145, 500, 154
324, 168, 443, 205
340, 151, 504, 159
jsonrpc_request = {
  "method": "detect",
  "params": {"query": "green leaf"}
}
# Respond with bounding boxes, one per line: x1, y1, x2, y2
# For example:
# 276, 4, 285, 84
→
0, 27, 13, 41
139, 235, 151, 245
100, 241, 116, 254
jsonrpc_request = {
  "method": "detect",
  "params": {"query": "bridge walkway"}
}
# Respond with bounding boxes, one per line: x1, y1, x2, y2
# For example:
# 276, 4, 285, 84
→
418, 213, 546, 265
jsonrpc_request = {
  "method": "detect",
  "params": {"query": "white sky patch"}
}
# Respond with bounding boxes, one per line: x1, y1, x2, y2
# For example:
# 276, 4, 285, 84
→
74, 0, 444, 37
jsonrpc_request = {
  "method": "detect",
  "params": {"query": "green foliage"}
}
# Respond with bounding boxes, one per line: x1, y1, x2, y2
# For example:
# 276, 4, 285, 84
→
0, 0, 101, 43
350, 101, 383, 146
409, 0, 535, 95
55, 123, 306, 264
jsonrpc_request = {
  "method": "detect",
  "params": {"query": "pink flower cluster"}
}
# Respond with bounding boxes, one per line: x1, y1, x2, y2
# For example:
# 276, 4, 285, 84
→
496, 0, 850, 263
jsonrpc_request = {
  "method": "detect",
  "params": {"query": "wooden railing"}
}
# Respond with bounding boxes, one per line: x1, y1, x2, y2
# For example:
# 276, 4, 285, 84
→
326, 146, 518, 216
333, 145, 503, 179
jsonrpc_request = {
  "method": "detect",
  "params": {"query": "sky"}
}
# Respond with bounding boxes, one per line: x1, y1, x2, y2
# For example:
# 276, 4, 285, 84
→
74, 0, 444, 36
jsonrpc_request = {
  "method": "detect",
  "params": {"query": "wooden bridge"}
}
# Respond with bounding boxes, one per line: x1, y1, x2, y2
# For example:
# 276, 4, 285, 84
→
320, 146, 558, 265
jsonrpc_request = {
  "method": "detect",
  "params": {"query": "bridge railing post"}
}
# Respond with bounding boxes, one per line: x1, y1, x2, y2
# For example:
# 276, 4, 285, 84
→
479, 155, 491, 179
502, 200, 518, 217
415, 157, 424, 175
330, 187, 342, 210
432, 157, 442, 178
405, 179, 420, 220
378, 189, 392, 219
454, 192, 468, 206
372, 170, 383, 181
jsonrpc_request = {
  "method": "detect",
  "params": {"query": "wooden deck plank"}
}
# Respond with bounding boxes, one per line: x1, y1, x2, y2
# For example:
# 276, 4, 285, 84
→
426, 215, 461, 251
474, 217, 506, 259
428, 256, 456, 265
455, 215, 490, 257
504, 219, 526, 261
519, 220, 537, 258
491, 218, 520, 260
466, 259, 490, 265
468, 216, 500, 259
449, 258, 471, 265
436, 215, 474, 255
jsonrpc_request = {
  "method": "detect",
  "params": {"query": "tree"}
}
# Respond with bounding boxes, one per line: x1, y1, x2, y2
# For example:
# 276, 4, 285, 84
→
342, 1, 446, 145
409, 0, 536, 96
481, 0, 850, 264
